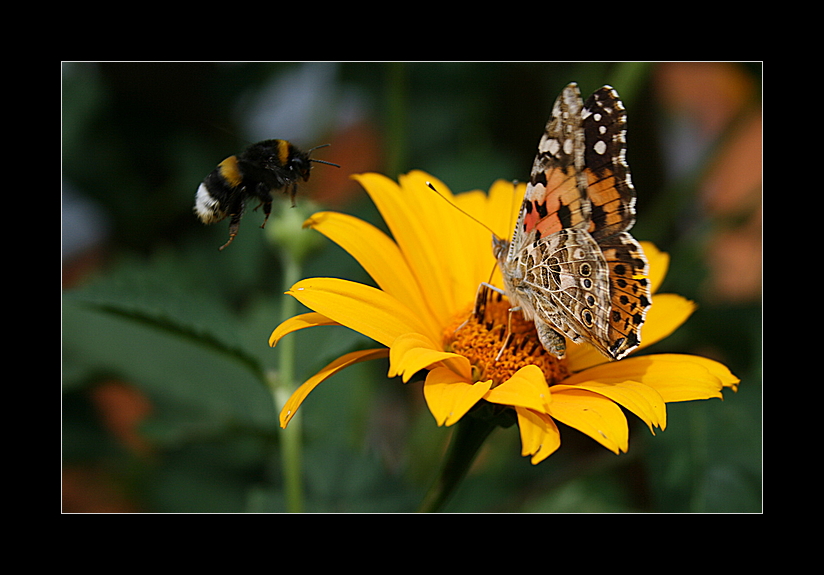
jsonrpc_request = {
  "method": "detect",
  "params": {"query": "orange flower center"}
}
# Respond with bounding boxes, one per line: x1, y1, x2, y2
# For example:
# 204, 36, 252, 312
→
443, 286, 568, 386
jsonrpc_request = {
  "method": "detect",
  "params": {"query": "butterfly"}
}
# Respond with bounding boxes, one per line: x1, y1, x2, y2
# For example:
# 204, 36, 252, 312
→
492, 83, 651, 361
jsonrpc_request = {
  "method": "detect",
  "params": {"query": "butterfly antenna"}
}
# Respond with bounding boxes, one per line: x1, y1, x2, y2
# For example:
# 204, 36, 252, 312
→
426, 180, 509, 283
508, 179, 520, 230
425, 181, 498, 237
427, 180, 524, 363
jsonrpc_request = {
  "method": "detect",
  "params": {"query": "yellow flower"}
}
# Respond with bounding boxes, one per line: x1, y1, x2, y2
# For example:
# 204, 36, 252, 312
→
270, 171, 739, 464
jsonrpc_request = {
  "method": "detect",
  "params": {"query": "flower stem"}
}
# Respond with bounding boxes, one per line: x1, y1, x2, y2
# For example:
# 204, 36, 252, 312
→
384, 62, 407, 177
272, 250, 304, 513
266, 199, 323, 513
418, 414, 497, 513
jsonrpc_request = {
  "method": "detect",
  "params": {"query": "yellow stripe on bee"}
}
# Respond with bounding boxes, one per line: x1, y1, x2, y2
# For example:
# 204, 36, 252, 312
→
218, 155, 243, 187
276, 139, 291, 166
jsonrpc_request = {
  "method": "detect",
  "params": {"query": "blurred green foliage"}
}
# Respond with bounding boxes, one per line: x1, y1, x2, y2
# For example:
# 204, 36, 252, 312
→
62, 62, 761, 513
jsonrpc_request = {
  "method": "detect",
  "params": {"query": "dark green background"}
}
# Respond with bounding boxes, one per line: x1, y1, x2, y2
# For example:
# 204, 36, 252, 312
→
62, 62, 761, 513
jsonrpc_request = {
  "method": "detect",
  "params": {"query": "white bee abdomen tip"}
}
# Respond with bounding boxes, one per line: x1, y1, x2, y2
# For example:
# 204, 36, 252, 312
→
194, 183, 224, 223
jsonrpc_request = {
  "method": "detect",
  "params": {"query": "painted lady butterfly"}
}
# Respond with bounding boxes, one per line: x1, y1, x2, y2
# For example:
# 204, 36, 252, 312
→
493, 83, 651, 361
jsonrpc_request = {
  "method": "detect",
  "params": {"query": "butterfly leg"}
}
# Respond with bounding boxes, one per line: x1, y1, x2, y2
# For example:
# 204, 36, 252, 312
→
475, 283, 525, 362
456, 282, 496, 336
480, 282, 507, 296
494, 308, 516, 362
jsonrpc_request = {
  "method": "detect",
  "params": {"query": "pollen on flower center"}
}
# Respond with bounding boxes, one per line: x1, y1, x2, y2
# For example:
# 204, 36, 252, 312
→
443, 286, 568, 386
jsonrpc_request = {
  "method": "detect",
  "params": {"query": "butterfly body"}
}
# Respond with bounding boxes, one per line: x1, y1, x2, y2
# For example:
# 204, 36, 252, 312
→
495, 83, 651, 361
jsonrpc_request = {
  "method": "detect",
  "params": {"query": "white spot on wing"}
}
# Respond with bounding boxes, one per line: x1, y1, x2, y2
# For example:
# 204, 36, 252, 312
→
541, 137, 560, 157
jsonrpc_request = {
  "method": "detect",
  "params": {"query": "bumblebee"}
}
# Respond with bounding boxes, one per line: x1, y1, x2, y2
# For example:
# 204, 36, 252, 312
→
194, 139, 339, 250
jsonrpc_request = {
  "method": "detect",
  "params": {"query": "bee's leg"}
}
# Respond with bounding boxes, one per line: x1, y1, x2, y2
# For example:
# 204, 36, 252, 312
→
250, 183, 274, 228
288, 184, 298, 207
260, 197, 272, 229
218, 213, 241, 251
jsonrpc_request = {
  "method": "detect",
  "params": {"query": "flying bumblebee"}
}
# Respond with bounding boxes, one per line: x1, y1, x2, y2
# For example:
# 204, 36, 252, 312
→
194, 139, 340, 250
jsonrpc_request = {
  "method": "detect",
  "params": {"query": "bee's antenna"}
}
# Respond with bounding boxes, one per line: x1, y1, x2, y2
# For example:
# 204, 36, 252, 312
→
306, 143, 341, 168
310, 158, 341, 168
306, 143, 331, 154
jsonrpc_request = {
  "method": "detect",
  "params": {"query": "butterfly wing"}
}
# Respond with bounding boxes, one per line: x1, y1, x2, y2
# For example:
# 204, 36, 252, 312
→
580, 86, 651, 359
509, 83, 590, 258
498, 83, 651, 361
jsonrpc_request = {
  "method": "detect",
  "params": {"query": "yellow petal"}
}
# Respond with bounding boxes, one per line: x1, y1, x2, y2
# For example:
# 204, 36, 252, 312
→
451, 189, 500, 287
553, 380, 666, 433
353, 173, 456, 322
638, 293, 697, 351
304, 211, 440, 334
565, 342, 610, 372
633, 353, 740, 400
641, 241, 669, 294
406, 171, 506, 308
269, 312, 339, 347
423, 366, 492, 426
485, 179, 525, 241
410, 183, 493, 304
475, 179, 526, 287
515, 407, 561, 464
484, 365, 552, 414
287, 277, 439, 348
389, 332, 472, 382
547, 388, 629, 454
451, 188, 489, 219
566, 353, 738, 403
403, 170, 490, 315
279, 348, 389, 428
